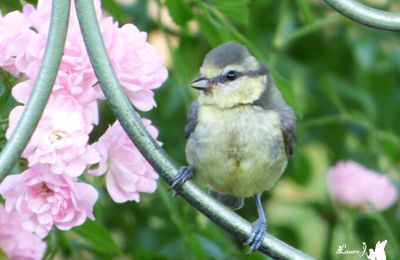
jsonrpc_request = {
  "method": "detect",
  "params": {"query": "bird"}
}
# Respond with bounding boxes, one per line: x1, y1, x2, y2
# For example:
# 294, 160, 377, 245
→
170, 41, 296, 254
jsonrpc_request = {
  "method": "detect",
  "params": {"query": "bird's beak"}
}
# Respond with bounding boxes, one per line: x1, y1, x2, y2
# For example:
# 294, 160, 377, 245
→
191, 77, 210, 91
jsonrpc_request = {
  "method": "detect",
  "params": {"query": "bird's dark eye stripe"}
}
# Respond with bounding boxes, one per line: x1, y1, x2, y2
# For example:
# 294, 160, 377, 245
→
226, 70, 265, 78
213, 70, 266, 83
243, 70, 266, 77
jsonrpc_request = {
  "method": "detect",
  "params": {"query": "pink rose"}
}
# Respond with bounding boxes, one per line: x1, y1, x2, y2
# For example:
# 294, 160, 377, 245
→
0, 11, 35, 76
0, 164, 98, 238
91, 120, 159, 203
7, 94, 100, 177
101, 19, 168, 111
0, 204, 46, 260
327, 161, 398, 210
7, 0, 167, 109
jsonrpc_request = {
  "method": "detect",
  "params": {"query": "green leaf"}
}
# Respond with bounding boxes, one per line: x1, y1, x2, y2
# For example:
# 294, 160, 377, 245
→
211, 0, 249, 26
379, 131, 400, 160
272, 225, 301, 249
165, 0, 192, 26
173, 36, 205, 85
270, 69, 297, 115
44, 230, 60, 260
159, 237, 189, 258
101, 0, 128, 22
286, 150, 312, 186
294, 0, 315, 24
185, 234, 206, 260
0, 0, 22, 11
73, 220, 120, 255
195, 234, 225, 260
354, 214, 381, 249
196, 14, 229, 46
25, 0, 38, 4
0, 250, 7, 260
322, 75, 377, 119
0, 73, 11, 106
272, 1, 296, 49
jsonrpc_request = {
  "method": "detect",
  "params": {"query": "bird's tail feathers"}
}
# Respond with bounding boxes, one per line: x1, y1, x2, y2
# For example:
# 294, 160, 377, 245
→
208, 189, 244, 210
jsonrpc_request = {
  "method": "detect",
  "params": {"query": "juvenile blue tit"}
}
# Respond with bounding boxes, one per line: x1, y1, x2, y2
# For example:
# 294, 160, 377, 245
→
170, 41, 296, 254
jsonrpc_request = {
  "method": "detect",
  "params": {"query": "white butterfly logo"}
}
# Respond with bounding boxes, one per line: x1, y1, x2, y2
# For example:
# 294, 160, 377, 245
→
367, 240, 387, 260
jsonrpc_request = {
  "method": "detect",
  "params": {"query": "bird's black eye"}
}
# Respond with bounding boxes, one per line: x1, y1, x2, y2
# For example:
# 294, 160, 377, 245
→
225, 70, 237, 81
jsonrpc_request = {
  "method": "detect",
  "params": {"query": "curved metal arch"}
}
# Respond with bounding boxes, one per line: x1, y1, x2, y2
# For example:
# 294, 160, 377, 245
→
0, 0, 71, 179
324, 0, 400, 31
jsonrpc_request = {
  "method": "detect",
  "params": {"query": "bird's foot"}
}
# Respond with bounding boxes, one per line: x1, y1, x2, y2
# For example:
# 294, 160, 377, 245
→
244, 217, 267, 254
168, 166, 194, 196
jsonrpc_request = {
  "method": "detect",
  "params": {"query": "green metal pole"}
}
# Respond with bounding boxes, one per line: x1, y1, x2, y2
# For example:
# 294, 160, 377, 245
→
75, 0, 314, 258
324, 0, 400, 31
0, 0, 71, 179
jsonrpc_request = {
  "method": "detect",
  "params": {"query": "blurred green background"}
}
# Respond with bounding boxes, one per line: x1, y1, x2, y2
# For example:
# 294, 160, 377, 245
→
1, 0, 400, 259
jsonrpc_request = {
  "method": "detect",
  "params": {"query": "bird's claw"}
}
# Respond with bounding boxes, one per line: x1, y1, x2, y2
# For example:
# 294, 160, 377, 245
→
244, 218, 267, 254
168, 166, 194, 196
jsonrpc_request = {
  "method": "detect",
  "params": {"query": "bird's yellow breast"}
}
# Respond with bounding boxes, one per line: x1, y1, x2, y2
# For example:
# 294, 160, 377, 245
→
186, 104, 287, 197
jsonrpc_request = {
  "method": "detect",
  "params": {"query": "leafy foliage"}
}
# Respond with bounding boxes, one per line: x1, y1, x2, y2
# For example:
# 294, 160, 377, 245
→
1, 0, 400, 259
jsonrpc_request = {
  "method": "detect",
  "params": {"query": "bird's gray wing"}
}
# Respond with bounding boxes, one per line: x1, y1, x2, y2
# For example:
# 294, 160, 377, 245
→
184, 100, 199, 139
280, 112, 296, 156
253, 70, 296, 156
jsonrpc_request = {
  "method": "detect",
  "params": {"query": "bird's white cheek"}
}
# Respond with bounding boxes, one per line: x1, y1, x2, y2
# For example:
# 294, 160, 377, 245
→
212, 80, 244, 107
219, 79, 242, 92
214, 77, 263, 108
199, 77, 264, 108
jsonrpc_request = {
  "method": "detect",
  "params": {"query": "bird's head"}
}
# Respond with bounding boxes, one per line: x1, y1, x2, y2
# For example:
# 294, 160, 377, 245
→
192, 42, 268, 109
